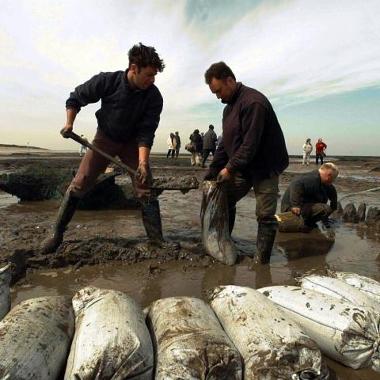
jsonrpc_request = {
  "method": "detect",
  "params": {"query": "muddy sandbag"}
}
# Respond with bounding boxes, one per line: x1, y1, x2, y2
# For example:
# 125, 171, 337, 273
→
0, 263, 11, 321
259, 285, 380, 371
275, 211, 306, 232
329, 270, 380, 303
300, 275, 380, 312
147, 296, 242, 379
209, 285, 328, 379
65, 287, 153, 380
0, 296, 74, 379
342, 203, 358, 223
201, 181, 236, 265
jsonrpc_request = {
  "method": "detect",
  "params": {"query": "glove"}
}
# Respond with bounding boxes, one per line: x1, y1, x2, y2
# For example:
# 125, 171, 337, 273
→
135, 161, 153, 186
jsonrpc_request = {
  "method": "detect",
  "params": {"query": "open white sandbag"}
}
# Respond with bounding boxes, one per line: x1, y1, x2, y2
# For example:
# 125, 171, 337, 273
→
301, 275, 380, 312
0, 263, 11, 320
148, 296, 242, 379
259, 285, 380, 371
329, 270, 380, 303
65, 287, 153, 380
209, 285, 328, 380
0, 296, 74, 380
200, 181, 237, 265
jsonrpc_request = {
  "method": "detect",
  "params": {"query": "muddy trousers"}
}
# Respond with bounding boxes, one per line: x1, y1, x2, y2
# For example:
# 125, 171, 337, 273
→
224, 173, 279, 264
41, 191, 164, 253
301, 203, 332, 227
41, 129, 164, 254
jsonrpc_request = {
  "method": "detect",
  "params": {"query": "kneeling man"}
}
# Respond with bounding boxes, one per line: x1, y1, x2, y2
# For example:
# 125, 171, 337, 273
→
281, 163, 338, 229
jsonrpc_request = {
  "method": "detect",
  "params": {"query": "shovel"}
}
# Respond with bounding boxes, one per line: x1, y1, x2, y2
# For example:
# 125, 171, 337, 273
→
64, 130, 199, 193
64, 130, 137, 176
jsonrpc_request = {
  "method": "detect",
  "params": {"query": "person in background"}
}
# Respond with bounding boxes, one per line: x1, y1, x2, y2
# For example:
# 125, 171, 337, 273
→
204, 61, 289, 264
79, 134, 88, 157
315, 138, 327, 165
189, 129, 203, 166
281, 162, 338, 230
41, 43, 166, 254
302, 138, 313, 166
202, 124, 218, 167
174, 131, 181, 158
166, 133, 176, 159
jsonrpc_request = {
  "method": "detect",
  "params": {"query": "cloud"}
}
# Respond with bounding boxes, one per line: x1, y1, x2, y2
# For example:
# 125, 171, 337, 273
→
0, 0, 379, 153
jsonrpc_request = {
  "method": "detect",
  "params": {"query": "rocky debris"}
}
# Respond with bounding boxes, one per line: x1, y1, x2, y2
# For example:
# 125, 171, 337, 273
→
342, 203, 358, 223
151, 175, 199, 193
0, 166, 73, 201
357, 203, 367, 222
366, 207, 380, 225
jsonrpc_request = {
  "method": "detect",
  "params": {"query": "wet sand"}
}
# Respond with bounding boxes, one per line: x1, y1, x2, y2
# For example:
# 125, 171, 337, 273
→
1, 151, 380, 379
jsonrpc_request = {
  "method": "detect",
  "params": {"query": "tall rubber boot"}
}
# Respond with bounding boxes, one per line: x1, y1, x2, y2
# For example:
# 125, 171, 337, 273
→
229, 206, 236, 236
141, 199, 164, 243
40, 192, 80, 254
254, 221, 277, 264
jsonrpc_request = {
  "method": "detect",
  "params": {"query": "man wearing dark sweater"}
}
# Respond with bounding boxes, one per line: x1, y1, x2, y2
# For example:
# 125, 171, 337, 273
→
281, 163, 338, 228
42, 43, 165, 254
204, 62, 289, 264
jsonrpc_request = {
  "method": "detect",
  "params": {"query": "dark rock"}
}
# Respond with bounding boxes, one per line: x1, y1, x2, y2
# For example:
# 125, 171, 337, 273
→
366, 207, 380, 225
0, 166, 73, 201
342, 203, 358, 223
357, 203, 367, 222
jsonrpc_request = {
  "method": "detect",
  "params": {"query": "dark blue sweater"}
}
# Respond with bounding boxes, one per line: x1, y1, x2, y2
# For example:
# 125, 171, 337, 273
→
66, 70, 163, 148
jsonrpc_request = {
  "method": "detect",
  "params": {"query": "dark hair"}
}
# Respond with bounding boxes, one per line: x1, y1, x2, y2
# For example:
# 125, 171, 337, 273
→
204, 62, 236, 84
194, 129, 199, 134
209, 124, 214, 129
128, 43, 165, 72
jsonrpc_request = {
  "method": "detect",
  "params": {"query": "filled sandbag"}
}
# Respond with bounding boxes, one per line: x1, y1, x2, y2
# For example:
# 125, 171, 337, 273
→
0, 296, 74, 380
259, 286, 380, 371
65, 287, 153, 380
147, 296, 242, 379
275, 211, 307, 232
201, 181, 237, 265
0, 263, 11, 320
300, 275, 380, 312
209, 285, 328, 379
329, 270, 380, 303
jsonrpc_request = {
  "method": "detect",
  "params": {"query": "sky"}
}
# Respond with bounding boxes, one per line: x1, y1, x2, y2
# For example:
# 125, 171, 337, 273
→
1, 0, 379, 155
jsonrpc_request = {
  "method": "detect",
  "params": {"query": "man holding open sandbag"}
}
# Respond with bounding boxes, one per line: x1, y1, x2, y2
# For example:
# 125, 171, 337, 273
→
41, 43, 165, 254
280, 162, 338, 231
203, 62, 288, 264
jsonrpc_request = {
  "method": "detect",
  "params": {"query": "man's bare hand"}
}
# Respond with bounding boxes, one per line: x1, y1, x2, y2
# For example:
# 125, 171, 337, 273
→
135, 161, 153, 186
216, 168, 232, 184
60, 124, 73, 138
291, 207, 301, 216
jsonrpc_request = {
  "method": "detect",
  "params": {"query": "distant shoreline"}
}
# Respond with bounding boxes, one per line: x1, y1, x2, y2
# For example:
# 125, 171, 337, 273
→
0, 144, 47, 150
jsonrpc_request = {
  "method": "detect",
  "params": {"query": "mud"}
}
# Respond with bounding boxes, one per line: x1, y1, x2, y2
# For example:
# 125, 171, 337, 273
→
1, 152, 380, 379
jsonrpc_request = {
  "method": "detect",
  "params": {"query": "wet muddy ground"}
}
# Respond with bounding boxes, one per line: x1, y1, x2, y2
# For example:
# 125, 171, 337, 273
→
1, 151, 380, 379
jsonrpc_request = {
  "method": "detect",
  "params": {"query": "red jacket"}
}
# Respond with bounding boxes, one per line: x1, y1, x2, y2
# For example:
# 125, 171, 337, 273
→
316, 142, 327, 154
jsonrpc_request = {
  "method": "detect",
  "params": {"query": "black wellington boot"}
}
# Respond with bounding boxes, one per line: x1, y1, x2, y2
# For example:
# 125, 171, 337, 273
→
229, 206, 236, 236
41, 192, 80, 254
141, 199, 164, 243
254, 221, 277, 265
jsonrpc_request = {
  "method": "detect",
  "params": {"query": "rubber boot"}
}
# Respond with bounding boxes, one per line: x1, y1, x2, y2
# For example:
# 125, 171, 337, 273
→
229, 206, 236, 236
254, 221, 277, 264
141, 199, 164, 243
41, 192, 80, 254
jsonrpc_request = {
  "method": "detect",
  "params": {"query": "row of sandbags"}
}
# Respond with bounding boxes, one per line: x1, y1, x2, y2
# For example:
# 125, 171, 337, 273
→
337, 202, 380, 225
1, 270, 380, 379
